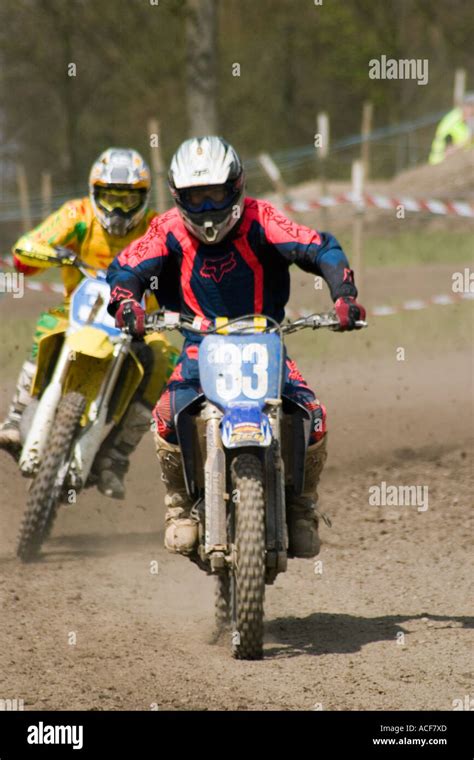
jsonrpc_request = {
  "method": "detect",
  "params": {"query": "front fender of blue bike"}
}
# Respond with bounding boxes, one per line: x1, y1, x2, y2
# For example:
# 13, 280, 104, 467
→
221, 403, 272, 449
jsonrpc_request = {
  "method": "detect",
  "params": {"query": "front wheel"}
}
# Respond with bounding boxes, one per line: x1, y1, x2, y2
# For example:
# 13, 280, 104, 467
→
231, 453, 266, 660
214, 572, 231, 632
17, 392, 86, 562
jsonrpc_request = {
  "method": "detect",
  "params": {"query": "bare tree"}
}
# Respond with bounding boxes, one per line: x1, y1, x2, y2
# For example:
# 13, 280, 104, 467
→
186, 0, 218, 136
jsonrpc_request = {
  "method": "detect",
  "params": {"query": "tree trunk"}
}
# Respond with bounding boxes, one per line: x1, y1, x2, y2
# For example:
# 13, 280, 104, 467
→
185, 0, 218, 136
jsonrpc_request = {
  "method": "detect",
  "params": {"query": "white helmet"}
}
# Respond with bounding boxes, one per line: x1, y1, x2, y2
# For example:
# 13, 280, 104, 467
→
168, 136, 245, 244
89, 147, 151, 236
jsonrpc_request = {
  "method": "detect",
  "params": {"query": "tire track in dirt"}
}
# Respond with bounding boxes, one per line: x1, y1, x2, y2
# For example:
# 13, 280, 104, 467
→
0, 340, 472, 710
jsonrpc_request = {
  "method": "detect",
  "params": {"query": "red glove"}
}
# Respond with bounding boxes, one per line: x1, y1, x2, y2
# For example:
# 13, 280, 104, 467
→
115, 300, 145, 337
334, 296, 366, 331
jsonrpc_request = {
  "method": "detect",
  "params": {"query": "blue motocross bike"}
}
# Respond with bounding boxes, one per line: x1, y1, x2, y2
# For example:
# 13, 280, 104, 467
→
144, 310, 366, 659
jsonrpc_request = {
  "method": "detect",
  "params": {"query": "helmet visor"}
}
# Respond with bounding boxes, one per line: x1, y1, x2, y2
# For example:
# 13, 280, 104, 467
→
95, 188, 144, 213
178, 183, 236, 213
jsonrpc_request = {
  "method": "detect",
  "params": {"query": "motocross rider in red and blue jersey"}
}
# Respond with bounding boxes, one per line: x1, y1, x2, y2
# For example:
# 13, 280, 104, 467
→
107, 136, 366, 559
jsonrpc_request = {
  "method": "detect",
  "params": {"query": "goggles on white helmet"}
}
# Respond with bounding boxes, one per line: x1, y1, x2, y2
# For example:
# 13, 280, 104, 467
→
169, 136, 245, 244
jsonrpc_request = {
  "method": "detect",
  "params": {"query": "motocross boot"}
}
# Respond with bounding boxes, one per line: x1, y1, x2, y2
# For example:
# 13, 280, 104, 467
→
287, 435, 328, 558
93, 401, 152, 499
154, 432, 198, 555
0, 360, 36, 458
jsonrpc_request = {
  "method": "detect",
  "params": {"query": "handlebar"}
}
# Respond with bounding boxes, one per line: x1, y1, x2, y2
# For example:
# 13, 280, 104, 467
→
14, 242, 102, 279
15, 243, 368, 335
142, 311, 367, 336
53, 247, 102, 278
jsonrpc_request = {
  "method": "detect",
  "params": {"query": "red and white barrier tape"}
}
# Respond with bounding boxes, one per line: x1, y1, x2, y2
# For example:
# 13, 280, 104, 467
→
1, 281, 472, 316
286, 291, 473, 320
22, 280, 64, 294
1, 257, 473, 315
285, 193, 474, 217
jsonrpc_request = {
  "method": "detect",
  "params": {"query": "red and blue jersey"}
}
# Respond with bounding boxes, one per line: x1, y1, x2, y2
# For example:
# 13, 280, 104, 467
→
107, 198, 357, 322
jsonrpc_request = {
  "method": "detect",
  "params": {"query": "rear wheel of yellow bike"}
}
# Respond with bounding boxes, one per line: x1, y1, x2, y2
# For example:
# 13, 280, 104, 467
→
231, 453, 266, 660
17, 392, 86, 562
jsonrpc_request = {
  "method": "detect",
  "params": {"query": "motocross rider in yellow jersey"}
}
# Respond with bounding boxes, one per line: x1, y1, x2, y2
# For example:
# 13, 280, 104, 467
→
0, 147, 178, 499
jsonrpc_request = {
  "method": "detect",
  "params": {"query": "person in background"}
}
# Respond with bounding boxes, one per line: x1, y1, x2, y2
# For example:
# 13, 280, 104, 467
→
0, 147, 178, 499
429, 92, 474, 165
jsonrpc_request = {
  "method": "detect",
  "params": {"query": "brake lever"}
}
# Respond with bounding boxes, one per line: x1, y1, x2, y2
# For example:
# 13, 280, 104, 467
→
328, 319, 368, 331
54, 246, 78, 265
309, 313, 340, 329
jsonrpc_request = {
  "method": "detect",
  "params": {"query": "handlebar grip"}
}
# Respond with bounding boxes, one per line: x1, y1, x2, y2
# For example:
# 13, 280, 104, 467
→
54, 246, 77, 264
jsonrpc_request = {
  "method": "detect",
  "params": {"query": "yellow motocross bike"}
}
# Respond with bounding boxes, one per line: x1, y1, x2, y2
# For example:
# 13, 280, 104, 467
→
15, 244, 161, 562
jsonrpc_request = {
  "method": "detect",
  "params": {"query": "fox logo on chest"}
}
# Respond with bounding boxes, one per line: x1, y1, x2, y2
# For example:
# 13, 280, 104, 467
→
199, 252, 237, 283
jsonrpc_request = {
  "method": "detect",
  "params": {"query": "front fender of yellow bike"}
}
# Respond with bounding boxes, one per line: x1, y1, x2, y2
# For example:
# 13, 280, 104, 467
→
34, 325, 144, 425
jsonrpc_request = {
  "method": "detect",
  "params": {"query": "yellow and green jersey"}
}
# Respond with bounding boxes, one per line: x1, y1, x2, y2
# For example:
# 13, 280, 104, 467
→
13, 197, 156, 302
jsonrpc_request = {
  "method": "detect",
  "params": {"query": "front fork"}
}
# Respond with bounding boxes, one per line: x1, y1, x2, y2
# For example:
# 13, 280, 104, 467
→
19, 342, 72, 474
71, 335, 132, 487
202, 403, 227, 571
19, 334, 131, 480
264, 400, 287, 582
201, 400, 287, 581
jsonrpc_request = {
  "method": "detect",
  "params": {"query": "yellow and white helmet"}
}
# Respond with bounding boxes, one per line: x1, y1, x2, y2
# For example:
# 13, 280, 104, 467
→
89, 148, 151, 236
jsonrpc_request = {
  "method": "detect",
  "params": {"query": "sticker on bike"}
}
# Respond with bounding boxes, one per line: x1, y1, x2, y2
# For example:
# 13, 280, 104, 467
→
207, 341, 269, 401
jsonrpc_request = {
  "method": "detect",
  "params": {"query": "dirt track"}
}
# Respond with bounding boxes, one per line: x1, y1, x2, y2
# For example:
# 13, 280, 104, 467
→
0, 277, 472, 711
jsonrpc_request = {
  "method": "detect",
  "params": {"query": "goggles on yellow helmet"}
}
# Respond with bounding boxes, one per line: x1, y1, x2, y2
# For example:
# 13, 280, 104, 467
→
94, 188, 144, 213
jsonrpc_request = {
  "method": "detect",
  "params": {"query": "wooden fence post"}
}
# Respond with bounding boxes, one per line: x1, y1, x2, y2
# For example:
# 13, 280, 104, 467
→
147, 118, 167, 214
316, 111, 330, 227
258, 153, 290, 206
16, 164, 31, 232
351, 159, 365, 295
360, 101, 373, 181
41, 171, 52, 219
453, 68, 466, 108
